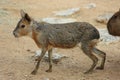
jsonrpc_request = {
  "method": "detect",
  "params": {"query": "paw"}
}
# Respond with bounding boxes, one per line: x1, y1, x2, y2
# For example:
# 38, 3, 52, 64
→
46, 69, 52, 72
96, 66, 104, 70
84, 71, 91, 74
84, 70, 93, 74
31, 70, 37, 75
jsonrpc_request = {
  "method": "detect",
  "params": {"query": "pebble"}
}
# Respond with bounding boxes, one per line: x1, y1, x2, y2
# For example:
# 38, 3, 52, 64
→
34, 50, 67, 63
42, 17, 76, 24
98, 28, 120, 43
85, 3, 96, 9
43, 78, 50, 80
96, 13, 113, 24
53, 8, 80, 16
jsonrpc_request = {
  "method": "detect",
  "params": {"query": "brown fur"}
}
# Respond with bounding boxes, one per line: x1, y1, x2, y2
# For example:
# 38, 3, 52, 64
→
107, 9, 120, 36
32, 30, 42, 48
13, 10, 106, 75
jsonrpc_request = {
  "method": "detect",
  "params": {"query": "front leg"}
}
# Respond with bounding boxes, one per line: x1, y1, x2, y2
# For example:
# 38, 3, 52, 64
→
46, 48, 53, 72
31, 48, 47, 75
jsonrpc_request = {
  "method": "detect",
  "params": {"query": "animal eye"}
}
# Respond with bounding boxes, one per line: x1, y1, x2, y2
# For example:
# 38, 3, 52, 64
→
114, 15, 117, 18
21, 25, 25, 28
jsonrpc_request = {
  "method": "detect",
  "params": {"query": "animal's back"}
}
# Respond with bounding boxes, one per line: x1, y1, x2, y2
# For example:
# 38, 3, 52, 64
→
37, 22, 100, 48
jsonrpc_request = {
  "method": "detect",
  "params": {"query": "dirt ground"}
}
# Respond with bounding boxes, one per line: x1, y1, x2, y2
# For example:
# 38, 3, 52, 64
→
0, 0, 120, 80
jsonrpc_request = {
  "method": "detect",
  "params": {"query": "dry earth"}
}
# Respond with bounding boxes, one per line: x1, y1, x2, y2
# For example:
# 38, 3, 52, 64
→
0, 0, 120, 80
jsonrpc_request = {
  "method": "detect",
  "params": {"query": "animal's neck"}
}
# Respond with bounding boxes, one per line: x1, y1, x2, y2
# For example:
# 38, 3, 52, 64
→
26, 20, 38, 38
29, 20, 42, 48
30, 20, 39, 30
30, 19, 46, 31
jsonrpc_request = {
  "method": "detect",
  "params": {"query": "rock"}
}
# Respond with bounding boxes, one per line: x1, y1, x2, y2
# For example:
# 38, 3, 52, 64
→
0, 0, 10, 4
35, 50, 41, 57
53, 8, 80, 16
85, 3, 96, 9
42, 17, 77, 24
0, 8, 9, 16
43, 78, 49, 80
96, 13, 113, 24
24, 75, 28, 77
35, 50, 67, 64
98, 28, 120, 43
0, 8, 17, 25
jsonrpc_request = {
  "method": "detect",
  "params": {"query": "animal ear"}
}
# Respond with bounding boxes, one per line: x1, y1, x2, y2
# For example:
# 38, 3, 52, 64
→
20, 10, 31, 22
20, 10, 26, 18
24, 13, 31, 22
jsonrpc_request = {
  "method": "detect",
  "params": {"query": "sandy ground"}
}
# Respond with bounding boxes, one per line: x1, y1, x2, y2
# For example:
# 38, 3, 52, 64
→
0, 0, 120, 80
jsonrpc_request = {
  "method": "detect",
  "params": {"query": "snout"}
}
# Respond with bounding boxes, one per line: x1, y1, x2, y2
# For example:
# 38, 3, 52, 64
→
13, 31, 19, 38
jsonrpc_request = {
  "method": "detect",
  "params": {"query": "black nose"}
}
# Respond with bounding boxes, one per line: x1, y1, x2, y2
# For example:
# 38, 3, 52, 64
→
13, 31, 17, 37
13, 31, 15, 35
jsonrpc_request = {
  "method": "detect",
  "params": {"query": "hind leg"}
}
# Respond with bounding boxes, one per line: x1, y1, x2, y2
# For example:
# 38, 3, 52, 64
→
46, 48, 53, 72
81, 42, 98, 74
93, 48, 106, 70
